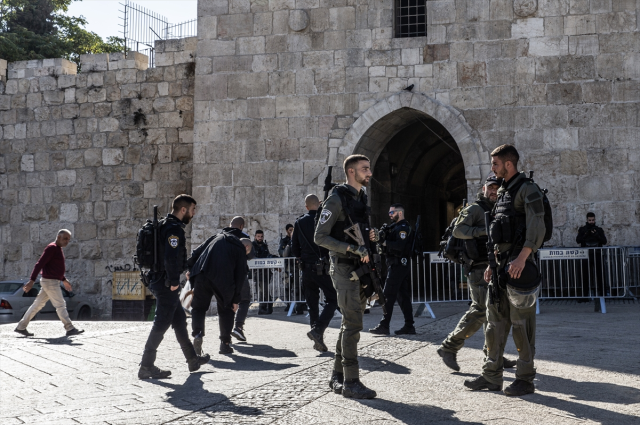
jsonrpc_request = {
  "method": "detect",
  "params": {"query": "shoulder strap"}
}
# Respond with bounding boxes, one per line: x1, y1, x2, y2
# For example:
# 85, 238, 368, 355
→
296, 217, 322, 259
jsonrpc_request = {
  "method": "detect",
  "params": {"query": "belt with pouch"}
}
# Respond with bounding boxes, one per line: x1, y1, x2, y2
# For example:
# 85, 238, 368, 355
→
336, 257, 360, 266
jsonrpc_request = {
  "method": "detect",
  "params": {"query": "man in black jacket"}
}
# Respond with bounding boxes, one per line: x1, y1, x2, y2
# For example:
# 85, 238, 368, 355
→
188, 231, 253, 355
139, 195, 210, 380
253, 230, 274, 314
292, 194, 338, 352
577, 212, 608, 299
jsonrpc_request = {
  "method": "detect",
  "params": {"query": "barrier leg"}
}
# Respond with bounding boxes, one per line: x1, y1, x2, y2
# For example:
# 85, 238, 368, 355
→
599, 297, 606, 314
424, 302, 436, 319
288, 302, 296, 317
536, 298, 540, 315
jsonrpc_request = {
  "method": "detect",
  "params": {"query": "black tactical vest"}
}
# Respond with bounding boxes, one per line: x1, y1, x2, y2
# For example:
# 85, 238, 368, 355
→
328, 185, 370, 243
489, 177, 527, 247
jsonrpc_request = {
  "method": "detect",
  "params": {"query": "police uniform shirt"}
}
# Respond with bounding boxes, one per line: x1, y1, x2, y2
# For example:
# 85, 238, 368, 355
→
159, 214, 188, 287
252, 240, 271, 258
292, 210, 329, 265
278, 235, 291, 257
314, 184, 365, 258
452, 196, 492, 240
385, 219, 412, 259
495, 172, 546, 256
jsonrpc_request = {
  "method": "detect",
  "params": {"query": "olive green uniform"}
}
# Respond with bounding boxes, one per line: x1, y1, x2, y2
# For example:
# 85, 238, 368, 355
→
314, 185, 367, 381
482, 172, 545, 386
440, 197, 492, 354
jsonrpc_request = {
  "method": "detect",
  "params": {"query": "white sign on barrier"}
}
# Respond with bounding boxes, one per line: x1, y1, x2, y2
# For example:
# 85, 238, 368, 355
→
429, 253, 449, 263
628, 247, 640, 256
248, 258, 285, 269
539, 248, 589, 260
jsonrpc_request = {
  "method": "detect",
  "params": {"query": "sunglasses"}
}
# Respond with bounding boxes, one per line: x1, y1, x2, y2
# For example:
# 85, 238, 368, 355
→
388, 211, 395, 215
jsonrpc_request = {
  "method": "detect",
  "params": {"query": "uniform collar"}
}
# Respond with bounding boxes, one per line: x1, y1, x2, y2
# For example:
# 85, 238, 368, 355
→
308, 210, 317, 217
166, 213, 185, 228
344, 184, 365, 199
390, 219, 408, 227
504, 172, 525, 189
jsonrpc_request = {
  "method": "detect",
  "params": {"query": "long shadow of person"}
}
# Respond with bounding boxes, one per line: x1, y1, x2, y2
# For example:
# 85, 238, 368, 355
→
520, 374, 640, 425
33, 336, 83, 346
359, 355, 411, 375
208, 356, 299, 372
352, 398, 484, 425
147, 372, 263, 416
231, 343, 297, 358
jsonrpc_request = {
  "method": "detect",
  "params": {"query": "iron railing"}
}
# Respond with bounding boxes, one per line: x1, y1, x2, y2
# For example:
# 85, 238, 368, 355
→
119, 0, 196, 67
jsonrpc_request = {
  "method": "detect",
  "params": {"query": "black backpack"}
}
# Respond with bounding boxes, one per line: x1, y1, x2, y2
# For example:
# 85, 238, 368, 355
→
134, 207, 165, 270
520, 172, 554, 243
439, 216, 465, 264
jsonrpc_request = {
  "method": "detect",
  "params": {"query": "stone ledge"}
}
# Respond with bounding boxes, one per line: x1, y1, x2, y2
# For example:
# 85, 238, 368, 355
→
7, 58, 77, 79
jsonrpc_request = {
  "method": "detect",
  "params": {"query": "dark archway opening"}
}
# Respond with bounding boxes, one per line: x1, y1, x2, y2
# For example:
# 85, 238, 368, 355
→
362, 109, 467, 251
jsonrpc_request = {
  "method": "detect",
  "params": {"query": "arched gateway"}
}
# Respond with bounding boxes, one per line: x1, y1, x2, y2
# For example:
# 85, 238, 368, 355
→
337, 92, 490, 250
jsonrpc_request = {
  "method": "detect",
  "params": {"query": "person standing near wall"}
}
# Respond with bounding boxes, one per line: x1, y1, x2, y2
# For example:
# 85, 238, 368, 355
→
14, 229, 84, 337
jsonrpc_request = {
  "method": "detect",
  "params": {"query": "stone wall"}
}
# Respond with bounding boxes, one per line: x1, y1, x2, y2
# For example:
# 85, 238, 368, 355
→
0, 38, 197, 317
193, 0, 640, 247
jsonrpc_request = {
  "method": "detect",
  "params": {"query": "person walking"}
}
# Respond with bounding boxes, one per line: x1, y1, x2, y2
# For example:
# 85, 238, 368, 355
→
14, 229, 84, 337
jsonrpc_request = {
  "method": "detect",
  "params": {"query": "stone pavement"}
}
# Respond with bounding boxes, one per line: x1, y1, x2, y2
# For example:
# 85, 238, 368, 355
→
1, 300, 639, 425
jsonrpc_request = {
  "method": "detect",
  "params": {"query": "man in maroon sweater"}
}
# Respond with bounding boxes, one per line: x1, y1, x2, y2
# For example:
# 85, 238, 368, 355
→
15, 229, 84, 337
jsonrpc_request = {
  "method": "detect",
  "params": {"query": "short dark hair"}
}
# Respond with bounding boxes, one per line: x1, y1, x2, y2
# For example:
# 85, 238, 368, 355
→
390, 203, 405, 212
172, 194, 197, 212
255, 230, 263, 235
343, 154, 370, 175
285, 224, 293, 230
587, 212, 596, 219
491, 144, 519, 168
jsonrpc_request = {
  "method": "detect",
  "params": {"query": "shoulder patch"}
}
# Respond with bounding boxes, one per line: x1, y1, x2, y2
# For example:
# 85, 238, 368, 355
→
399, 231, 408, 240
168, 235, 179, 248
319, 209, 332, 224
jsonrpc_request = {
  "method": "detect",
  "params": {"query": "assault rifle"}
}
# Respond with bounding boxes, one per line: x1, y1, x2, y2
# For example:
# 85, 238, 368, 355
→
345, 222, 387, 314
412, 215, 422, 256
323, 166, 337, 201
152, 205, 158, 273
484, 211, 499, 306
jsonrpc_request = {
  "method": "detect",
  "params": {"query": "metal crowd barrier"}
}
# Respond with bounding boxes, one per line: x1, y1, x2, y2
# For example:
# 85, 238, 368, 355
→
409, 247, 639, 318
248, 257, 305, 316
411, 252, 469, 319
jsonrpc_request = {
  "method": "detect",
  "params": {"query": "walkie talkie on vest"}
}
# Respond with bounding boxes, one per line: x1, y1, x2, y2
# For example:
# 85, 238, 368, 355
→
152, 205, 158, 273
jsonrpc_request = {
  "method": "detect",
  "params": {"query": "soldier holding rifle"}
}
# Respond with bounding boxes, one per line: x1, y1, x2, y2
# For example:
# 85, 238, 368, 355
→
314, 154, 380, 400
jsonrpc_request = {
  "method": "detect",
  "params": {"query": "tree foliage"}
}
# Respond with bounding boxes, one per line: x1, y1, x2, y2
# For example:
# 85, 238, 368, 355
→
0, 0, 124, 67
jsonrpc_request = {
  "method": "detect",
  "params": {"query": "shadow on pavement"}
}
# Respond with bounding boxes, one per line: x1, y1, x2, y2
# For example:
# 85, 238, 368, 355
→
525, 393, 639, 425
147, 373, 263, 416
536, 374, 640, 405
359, 355, 411, 375
355, 399, 483, 424
33, 336, 83, 346
209, 356, 298, 372
231, 343, 298, 358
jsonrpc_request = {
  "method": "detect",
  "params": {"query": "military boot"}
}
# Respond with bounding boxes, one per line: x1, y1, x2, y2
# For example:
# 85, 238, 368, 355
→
219, 341, 234, 354
503, 358, 517, 368
307, 328, 328, 352
437, 347, 460, 372
329, 371, 344, 394
342, 379, 377, 399
368, 324, 390, 335
193, 333, 203, 356
503, 379, 535, 396
138, 365, 171, 379
187, 354, 211, 372
394, 325, 416, 335
463, 376, 501, 391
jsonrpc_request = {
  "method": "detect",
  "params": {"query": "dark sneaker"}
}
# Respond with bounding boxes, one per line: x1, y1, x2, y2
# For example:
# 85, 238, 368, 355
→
463, 376, 501, 391
219, 341, 234, 354
329, 371, 344, 394
231, 327, 246, 342
503, 358, 517, 368
14, 328, 34, 337
504, 379, 535, 396
66, 328, 85, 337
342, 379, 376, 399
138, 365, 171, 379
187, 354, 211, 372
369, 324, 390, 335
437, 348, 460, 372
307, 328, 328, 352
193, 335, 203, 356
394, 325, 416, 335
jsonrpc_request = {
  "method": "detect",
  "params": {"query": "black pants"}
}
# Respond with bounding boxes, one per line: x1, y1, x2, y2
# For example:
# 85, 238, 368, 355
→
303, 266, 338, 333
380, 262, 414, 328
191, 274, 235, 344
141, 283, 195, 367
234, 276, 251, 328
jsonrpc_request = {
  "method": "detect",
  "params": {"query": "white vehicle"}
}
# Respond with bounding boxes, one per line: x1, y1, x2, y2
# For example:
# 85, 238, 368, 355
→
0, 280, 93, 324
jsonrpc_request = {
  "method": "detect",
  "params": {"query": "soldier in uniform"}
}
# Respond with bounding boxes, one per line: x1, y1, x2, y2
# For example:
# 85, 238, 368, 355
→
464, 145, 546, 396
314, 154, 377, 399
253, 230, 274, 315
292, 194, 338, 352
437, 176, 517, 371
278, 224, 294, 257
576, 212, 608, 300
369, 203, 415, 336
138, 195, 210, 379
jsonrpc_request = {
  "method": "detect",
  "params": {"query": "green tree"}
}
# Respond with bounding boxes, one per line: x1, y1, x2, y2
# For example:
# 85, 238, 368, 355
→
0, 0, 123, 68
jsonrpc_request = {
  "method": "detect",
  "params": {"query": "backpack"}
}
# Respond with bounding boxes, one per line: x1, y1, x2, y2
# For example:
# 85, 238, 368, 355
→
439, 217, 465, 264
134, 208, 165, 270
521, 173, 554, 243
